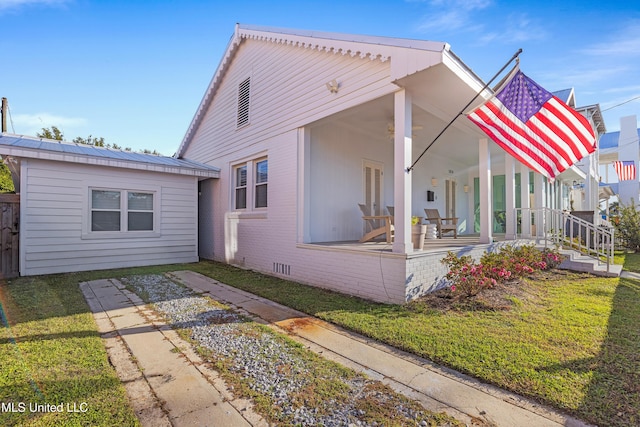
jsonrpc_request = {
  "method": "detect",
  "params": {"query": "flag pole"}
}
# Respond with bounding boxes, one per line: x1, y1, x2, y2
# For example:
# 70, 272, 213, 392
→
406, 48, 523, 173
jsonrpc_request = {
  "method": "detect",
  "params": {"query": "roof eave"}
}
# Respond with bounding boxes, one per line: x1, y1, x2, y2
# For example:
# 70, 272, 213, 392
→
176, 24, 450, 157
0, 138, 220, 179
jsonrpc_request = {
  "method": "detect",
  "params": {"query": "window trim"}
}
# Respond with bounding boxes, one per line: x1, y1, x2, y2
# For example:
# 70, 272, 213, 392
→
83, 186, 160, 239
231, 155, 268, 216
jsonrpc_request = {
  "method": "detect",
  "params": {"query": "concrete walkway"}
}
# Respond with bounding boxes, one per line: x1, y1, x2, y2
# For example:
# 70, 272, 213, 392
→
82, 272, 592, 427
168, 271, 589, 427
80, 278, 266, 427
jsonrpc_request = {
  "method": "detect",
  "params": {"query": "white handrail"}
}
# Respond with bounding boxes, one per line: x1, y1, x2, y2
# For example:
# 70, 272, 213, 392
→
514, 208, 614, 272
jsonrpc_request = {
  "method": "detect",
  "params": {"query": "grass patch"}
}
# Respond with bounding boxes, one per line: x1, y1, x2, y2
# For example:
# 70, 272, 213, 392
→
0, 263, 199, 426
3, 257, 639, 426
0, 274, 142, 426
184, 260, 640, 427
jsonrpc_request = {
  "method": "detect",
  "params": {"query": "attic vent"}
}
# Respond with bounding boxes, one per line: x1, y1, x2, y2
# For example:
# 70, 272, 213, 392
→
237, 77, 251, 128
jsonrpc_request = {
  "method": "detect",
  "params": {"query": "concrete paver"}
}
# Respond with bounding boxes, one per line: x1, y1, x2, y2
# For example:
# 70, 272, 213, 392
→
169, 270, 590, 427
81, 278, 263, 427
82, 271, 595, 427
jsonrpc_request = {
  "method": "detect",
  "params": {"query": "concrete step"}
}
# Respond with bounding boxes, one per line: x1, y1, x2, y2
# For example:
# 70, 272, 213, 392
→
558, 249, 622, 277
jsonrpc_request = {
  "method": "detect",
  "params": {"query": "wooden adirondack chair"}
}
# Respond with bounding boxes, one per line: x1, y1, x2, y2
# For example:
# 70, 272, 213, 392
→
424, 208, 458, 238
358, 203, 394, 243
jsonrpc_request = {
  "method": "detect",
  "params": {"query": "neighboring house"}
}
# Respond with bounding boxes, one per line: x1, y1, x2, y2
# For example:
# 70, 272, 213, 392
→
554, 90, 606, 213
176, 24, 605, 303
0, 134, 219, 277
598, 115, 640, 208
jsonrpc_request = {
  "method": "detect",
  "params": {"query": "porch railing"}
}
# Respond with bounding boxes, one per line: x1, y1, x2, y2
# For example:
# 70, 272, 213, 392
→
513, 208, 614, 272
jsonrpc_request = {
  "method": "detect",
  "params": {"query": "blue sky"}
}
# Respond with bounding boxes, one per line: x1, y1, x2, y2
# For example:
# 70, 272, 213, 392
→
1, 0, 639, 155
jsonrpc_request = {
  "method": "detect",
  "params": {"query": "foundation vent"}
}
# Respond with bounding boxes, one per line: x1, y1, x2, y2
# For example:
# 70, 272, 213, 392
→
273, 262, 291, 276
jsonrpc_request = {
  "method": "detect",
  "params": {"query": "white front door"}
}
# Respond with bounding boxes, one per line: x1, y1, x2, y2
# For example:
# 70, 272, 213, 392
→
445, 179, 456, 219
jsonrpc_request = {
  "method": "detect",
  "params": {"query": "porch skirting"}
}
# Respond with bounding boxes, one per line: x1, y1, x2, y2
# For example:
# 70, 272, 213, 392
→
288, 239, 535, 304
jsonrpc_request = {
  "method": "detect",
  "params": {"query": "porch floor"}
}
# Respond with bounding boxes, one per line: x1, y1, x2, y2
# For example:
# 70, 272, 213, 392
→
311, 234, 509, 256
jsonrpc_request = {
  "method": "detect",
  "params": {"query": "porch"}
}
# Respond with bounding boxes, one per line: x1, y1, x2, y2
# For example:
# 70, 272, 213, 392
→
298, 73, 587, 257
306, 234, 510, 255
296, 234, 539, 303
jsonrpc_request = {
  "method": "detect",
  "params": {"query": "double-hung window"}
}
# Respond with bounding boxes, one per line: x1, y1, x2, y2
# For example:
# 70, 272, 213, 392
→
233, 157, 268, 211
255, 159, 268, 208
234, 165, 247, 209
90, 189, 155, 233
127, 192, 154, 230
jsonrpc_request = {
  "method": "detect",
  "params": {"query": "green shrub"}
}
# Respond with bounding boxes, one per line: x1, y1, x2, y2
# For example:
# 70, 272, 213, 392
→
613, 200, 640, 252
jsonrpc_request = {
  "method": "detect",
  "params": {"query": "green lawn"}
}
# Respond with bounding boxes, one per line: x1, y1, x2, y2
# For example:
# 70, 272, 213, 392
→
0, 265, 185, 426
185, 255, 640, 427
1, 254, 639, 426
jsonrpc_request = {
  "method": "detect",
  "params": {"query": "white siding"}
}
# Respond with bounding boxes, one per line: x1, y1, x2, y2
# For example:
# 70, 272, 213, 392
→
182, 38, 396, 164
309, 123, 394, 242
184, 37, 420, 303
21, 159, 199, 276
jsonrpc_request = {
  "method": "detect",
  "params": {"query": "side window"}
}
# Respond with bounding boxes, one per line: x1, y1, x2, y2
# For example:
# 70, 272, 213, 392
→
235, 165, 247, 209
90, 189, 155, 233
255, 159, 268, 208
91, 190, 121, 231
128, 192, 154, 231
232, 157, 268, 211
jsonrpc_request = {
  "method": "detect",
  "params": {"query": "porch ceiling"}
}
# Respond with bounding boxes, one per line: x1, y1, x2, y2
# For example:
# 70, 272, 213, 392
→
311, 74, 509, 172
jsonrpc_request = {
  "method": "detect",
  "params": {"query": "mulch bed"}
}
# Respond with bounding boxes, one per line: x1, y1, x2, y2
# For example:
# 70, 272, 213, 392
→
409, 269, 591, 312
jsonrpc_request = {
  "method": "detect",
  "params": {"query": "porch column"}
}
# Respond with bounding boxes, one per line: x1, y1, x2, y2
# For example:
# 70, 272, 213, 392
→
478, 138, 492, 244
584, 155, 593, 211
296, 127, 311, 243
505, 153, 516, 239
534, 173, 545, 238
520, 164, 531, 237
393, 89, 413, 253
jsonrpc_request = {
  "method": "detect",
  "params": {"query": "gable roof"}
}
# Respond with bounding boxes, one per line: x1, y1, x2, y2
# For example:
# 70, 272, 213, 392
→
0, 133, 220, 178
553, 88, 574, 105
176, 24, 455, 157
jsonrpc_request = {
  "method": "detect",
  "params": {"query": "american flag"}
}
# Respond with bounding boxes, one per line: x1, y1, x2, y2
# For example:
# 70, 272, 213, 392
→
613, 160, 636, 181
467, 68, 596, 180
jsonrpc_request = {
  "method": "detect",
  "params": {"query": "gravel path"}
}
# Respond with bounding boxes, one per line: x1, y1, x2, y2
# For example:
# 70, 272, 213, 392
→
121, 274, 460, 427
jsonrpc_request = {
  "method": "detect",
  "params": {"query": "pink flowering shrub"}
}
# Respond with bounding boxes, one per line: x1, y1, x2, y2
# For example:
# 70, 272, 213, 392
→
541, 248, 563, 269
442, 245, 564, 298
441, 252, 497, 297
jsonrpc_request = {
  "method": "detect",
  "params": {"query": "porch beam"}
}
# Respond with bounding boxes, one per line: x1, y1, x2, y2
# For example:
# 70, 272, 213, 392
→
393, 89, 413, 253
478, 138, 492, 244
505, 153, 516, 239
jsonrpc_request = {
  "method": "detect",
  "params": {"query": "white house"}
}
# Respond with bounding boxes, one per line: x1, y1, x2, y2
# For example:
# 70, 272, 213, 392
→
599, 115, 640, 208
176, 24, 605, 303
0, 134, 219, 277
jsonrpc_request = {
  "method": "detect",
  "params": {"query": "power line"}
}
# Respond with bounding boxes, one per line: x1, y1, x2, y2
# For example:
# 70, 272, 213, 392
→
602, 94, 640, 112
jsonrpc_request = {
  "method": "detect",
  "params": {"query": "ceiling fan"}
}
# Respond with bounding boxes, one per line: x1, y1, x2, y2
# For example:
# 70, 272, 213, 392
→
387, 123, 423, 139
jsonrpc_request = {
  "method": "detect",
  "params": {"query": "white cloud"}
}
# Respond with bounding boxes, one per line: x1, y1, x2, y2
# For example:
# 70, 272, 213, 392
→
0, 0, 71, 12
10, 113, 87, 138
581, 20, 640, 57
415, 1, 544, 45
478, 14, 547, 45
416, 0, 492, 32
